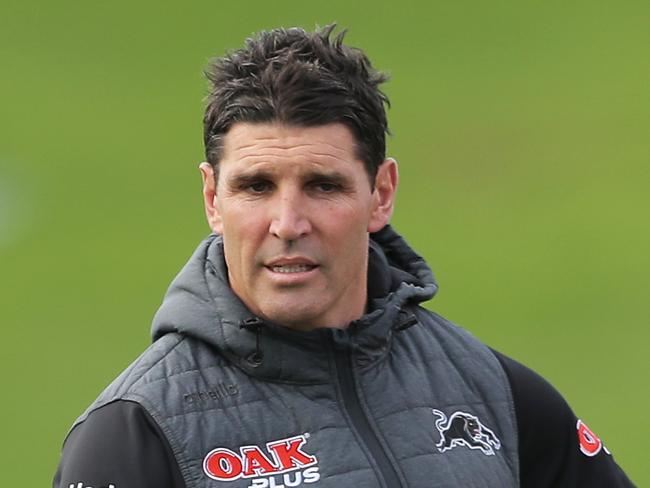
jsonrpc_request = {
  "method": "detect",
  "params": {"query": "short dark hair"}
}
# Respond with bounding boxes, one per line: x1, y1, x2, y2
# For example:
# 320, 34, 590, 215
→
203, 24, 390, 182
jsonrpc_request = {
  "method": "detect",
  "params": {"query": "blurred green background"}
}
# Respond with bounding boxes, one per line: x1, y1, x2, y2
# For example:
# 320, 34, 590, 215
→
1, 0, 648, 485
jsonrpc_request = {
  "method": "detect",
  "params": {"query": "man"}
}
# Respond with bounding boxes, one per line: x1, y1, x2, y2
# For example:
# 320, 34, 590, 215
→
53, 25, 635, 488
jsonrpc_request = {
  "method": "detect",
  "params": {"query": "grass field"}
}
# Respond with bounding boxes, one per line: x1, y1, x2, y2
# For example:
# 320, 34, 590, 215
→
1, 0, 648, 485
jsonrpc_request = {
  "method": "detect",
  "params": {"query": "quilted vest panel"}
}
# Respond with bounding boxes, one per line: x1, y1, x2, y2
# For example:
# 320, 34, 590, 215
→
74, 309, 519, 488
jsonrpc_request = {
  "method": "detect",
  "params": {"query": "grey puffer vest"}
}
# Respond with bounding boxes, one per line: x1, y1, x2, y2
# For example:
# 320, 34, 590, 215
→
73, 226, 519, 487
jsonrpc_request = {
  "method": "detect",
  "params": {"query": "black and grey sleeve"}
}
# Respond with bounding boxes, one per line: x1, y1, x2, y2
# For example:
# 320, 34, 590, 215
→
53, 400, 185, 488
492, 349, 636, 487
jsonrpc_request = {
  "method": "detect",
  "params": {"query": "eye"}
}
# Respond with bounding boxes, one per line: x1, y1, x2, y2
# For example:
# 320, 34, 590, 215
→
311, 181, 340, 193
246, 180, 273, 194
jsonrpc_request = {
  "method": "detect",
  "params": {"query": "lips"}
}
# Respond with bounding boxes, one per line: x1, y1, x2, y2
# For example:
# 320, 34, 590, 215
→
264, 257, 319, 275
270, 264, 317, 273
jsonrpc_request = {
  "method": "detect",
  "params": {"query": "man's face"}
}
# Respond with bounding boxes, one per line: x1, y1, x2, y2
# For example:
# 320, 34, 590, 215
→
200, 122, 397, 330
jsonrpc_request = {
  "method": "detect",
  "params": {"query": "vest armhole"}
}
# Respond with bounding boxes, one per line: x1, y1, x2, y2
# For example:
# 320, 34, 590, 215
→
54, 399, 185, 488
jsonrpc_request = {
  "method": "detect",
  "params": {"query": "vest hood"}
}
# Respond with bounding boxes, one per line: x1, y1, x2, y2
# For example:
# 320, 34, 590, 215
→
151, 225, 437, 383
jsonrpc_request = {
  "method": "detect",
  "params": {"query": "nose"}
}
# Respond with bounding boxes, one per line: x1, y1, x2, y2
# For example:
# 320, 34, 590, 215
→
268, 188, 312, 241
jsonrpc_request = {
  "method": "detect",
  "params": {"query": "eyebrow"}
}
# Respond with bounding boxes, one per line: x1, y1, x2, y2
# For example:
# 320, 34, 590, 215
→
230, 169, 350, 183
302, 169, 350, 184
228, 171, 274, 188
227, 168, 352, 186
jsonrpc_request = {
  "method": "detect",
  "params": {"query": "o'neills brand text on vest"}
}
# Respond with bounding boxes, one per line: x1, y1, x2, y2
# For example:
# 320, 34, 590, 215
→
184, 382, 239, 404
68, 483, 115, 488
203, 434, 320, 487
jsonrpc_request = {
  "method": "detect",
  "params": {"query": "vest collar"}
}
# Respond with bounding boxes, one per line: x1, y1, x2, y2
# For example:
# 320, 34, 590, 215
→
152, 225, 437, 384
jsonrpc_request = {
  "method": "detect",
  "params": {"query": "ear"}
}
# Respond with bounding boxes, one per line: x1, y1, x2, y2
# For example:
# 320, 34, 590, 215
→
199, 162, 223, 234
368, 158, 399, 233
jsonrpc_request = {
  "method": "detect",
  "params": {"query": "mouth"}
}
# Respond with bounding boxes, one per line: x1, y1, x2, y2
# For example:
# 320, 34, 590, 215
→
264, 257, 320, 280
268, 264, 318, 274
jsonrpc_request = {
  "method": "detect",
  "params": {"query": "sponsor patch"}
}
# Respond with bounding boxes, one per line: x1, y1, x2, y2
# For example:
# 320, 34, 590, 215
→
577, 419, 610, 457
203, 434, 320, 487
432, 409, 501, 456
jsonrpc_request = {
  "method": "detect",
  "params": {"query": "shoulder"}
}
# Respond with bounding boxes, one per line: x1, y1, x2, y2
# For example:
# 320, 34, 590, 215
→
72, 333, 186, 423
411, 308, 508, 375
412, 307, 490, 348
490, 349, 636, 487
55, 333, 222, 488
490, 349, 571, 430
71, 332, 226, 432
408, 311, 635, 486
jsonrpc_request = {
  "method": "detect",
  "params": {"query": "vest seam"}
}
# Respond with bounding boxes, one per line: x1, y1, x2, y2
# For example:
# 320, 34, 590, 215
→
488, 348, 521, 486
123, 391, 199, 488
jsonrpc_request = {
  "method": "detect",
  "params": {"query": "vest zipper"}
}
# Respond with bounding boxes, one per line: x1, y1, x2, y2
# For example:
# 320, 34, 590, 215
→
330, 333, 403, 488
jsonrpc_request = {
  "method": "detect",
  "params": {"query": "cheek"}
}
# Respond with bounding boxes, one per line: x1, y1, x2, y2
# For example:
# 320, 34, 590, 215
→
322, 207, 371, 258
330, 202, 373, 233
221, 210, 268, 265
221, 200, 267, 235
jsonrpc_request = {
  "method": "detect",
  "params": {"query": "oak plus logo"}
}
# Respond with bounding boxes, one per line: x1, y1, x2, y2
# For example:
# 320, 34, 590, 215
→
203, 434, 320, 487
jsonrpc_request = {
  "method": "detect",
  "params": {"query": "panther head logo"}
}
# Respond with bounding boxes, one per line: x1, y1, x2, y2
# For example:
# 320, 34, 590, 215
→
432, 409, 501, 456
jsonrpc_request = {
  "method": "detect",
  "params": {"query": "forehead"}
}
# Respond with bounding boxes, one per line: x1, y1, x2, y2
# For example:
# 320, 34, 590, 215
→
219, 122, 362, 173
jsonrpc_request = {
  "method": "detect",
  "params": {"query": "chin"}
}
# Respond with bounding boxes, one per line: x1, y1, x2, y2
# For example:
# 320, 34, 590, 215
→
252, 288, 326, 328
259, 303, 324, 331
265, 312, 320, 331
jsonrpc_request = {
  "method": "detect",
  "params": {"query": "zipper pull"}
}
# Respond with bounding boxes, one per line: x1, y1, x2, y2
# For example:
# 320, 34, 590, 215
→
240, 317, 264, 366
